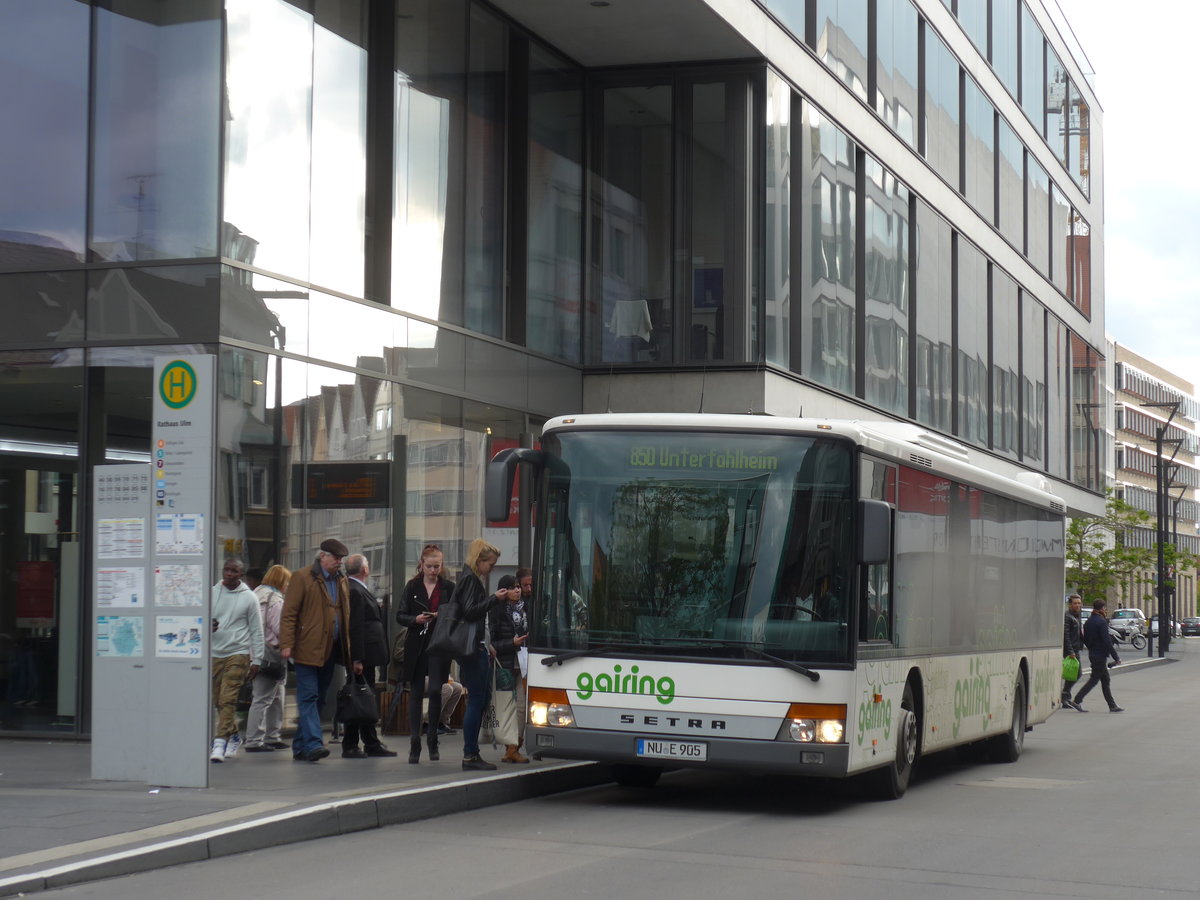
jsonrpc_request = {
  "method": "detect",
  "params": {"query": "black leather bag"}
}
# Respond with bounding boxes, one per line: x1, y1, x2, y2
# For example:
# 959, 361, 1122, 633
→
426, 599, 477, 660
336, 674, 379, 724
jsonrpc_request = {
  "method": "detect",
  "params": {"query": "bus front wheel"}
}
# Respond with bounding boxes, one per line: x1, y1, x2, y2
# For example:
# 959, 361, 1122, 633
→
864, 680, 918, 800
611, 764, 662, 788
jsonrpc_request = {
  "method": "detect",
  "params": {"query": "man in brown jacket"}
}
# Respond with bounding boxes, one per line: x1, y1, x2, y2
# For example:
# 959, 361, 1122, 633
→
281, 538, 352, 762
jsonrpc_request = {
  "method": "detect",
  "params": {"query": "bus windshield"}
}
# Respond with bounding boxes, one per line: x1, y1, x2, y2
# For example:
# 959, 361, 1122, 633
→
534, 430, 856, 664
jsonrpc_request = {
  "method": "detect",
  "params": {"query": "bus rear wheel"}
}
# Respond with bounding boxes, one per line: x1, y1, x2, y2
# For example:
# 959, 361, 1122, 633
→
987, 674, 1026, 763
611, 764, 662, 788
864, 681, 918, 800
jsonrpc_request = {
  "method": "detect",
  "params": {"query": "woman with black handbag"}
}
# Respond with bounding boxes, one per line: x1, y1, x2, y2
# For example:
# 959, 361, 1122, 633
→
396, 544, 456, 764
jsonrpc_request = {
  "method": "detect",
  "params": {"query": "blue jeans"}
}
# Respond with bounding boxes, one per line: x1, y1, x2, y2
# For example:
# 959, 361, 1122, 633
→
459, 647, 492, 757
293, 657, 336, 755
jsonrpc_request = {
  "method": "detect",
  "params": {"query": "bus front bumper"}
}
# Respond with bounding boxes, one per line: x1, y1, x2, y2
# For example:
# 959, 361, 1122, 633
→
527, 726, 851, 776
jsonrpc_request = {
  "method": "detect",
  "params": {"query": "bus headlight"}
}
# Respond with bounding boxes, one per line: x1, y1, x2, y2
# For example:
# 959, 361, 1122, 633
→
785, 703, 847, 743
529, 687, 575, 728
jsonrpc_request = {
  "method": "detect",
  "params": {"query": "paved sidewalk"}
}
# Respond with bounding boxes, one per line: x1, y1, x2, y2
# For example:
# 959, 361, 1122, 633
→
0, 731, 607, 897
0, 641, 1183, 897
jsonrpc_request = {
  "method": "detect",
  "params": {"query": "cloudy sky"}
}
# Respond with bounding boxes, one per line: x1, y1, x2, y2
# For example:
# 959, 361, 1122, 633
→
1056, 0, 1200, 393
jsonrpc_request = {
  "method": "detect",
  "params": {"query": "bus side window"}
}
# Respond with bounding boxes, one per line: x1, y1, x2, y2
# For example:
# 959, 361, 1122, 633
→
859, 458, 894, 643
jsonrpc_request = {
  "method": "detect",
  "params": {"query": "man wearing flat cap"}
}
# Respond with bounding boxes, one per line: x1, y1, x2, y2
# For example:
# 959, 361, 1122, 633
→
280, 538, 353, 762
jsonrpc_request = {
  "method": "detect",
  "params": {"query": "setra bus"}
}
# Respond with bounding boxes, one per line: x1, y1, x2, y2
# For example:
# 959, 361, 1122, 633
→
486, 414, 1066, 798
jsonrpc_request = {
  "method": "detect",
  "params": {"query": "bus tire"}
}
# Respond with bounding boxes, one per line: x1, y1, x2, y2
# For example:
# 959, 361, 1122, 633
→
864, 680, 919, 800
611, 764, 662, 788
988, 673, 1026, 763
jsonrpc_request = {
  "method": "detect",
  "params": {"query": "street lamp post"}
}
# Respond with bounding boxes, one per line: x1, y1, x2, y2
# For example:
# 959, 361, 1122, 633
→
1142, 401, 1181, 657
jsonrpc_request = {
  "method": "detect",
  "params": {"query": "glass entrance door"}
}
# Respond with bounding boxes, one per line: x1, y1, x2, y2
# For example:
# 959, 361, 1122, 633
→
0, 464, 80, 732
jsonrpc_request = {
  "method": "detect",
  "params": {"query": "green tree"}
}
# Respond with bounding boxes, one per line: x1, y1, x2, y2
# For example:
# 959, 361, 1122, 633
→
1067, 491, 1198, 607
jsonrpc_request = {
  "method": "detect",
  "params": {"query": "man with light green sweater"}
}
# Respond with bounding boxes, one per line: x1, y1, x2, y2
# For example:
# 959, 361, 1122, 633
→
210, 559, 264, 763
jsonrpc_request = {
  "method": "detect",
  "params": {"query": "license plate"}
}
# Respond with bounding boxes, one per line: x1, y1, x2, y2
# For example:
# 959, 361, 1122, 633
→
636, 738, 707, 761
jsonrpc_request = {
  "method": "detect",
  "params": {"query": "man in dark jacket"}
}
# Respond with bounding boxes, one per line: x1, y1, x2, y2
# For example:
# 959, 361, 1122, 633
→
1072, 599, 1124, 713
1062, 594, 1084, 710
343, 554, 396, 758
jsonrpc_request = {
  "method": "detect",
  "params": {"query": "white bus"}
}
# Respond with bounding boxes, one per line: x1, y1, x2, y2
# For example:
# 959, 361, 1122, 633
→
487, 414, 1066, 798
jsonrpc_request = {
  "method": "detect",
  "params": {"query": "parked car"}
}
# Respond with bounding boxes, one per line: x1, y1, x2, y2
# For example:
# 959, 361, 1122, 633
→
1180, 617, 1200, 636
1109, 608, 1147, 637
1149, 616, 1182, 637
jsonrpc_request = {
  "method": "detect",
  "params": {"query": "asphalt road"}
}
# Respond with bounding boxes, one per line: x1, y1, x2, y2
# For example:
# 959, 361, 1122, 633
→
40, 651, 1199, 899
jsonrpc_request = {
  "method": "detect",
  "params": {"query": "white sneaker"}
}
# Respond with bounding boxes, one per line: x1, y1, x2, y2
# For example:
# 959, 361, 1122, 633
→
223, 733, 242, 759
210, 738, 227, 763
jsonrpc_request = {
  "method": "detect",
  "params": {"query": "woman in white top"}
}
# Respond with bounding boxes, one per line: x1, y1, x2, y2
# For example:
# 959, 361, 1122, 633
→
244, 565, 291, 751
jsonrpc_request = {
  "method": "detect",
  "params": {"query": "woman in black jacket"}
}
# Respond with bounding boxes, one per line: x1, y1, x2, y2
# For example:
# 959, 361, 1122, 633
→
488, 574, 528, 763
396, 544, 455, 763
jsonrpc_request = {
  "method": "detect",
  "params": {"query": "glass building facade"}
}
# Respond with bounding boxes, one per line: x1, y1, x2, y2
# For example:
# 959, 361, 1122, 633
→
0, 0, 1104, 736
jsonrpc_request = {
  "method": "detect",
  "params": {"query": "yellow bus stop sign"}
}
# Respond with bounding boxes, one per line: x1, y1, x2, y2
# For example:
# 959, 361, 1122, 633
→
159, 360, 198, 410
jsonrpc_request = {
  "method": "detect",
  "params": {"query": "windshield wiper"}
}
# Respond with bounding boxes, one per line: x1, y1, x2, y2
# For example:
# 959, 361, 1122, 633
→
541, 644, 639, 666
637, 636, 821, 682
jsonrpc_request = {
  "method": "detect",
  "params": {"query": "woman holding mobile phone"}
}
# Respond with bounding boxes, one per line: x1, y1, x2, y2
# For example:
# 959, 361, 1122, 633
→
397, 544, 455, 763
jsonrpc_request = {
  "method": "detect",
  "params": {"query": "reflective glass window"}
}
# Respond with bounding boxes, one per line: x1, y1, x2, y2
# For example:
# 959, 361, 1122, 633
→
764, 72, 792, 368
1046, 314, 1068, 478
1068, 80, 1090, 193
996, 118, 1024, 247
991, 267, 1019, 459
963, 76, 995, 223
874, 0, 919, 149
1026, 156, 1049, 276
1045, 47, 1068, 167
91, 1, 221, 263
87, 265, 219, 343
800, 104, 856, 393
1050, 183, 1070, 295
956, 238, 988, 447
526, 45, 583, 363
0, 271, 85, 348
1021, 293, 1045, 463
224, 0, 314, 281
1070, 335, 1102, 490
958, 0, 988, 54
991, 0, 1018, 95
308, 291, 403, 371
863, 156, 910, 417
1019, 3, 1044, 134
464, 5, 506, 338
686, 78, 750, 363
392, 1, 467, 324
1071, 211, 1091, 316
914, 202, 952, 432
924, 28, 960, 187
222, 268, 308, 357
309, 1, 368, 298
593, 83, 673, 364
758, 0, 804, 43
0, 0, 88, 267
814, 0, 869, 102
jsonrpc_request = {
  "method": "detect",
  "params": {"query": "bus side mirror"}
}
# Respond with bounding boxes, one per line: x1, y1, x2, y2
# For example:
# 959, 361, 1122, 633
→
858, 499, 892, 565
485, 447, 545, 522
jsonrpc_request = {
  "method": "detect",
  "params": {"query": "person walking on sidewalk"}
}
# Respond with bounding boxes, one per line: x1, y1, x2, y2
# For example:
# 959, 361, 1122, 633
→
1062, 594, 1084, 711
210, 559, 264, 763
342, 554, 396, 758
280, 539, 352, 762
1073, 599, 1124, 713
